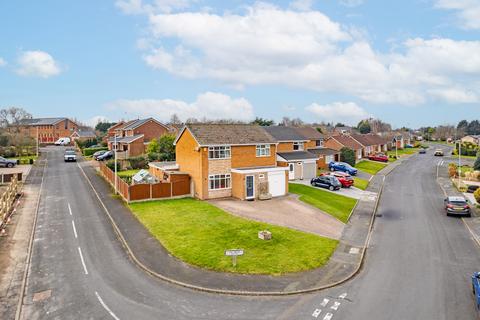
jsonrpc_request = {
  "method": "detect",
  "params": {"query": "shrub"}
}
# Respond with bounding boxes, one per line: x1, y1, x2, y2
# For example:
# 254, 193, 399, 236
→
147, 152, 161, 162
474, 154, 480, 171
129, 156, 147, 170
83, 147, 108, 157
106, 159, 121, 171
448, 163, 457, 178
474, 188, 480, 204
340, 147, 356, 167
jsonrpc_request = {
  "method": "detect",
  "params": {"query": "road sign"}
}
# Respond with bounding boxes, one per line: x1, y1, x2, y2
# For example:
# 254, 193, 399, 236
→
225, 249, 244, 267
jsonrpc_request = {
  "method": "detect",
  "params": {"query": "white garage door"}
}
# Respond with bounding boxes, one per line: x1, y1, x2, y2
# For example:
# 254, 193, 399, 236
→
268, 171, 286, 197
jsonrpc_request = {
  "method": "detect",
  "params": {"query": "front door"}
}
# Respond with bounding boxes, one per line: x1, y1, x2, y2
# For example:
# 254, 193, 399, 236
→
245, 175, 254, 199
288, 163, 295, 180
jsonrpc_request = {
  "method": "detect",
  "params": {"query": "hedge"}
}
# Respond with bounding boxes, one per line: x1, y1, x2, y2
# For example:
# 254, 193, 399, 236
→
83, 147, 108, 157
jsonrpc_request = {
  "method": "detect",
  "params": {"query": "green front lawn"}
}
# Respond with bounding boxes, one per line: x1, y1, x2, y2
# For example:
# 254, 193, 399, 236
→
288, 184, 357, 223
129, 198, 338, 275
355, 160, 387, 175
6, 155, 38, 164
353, 177, 369, 190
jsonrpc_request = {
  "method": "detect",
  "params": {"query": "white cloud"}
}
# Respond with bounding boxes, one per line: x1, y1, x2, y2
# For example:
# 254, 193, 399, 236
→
116, 0, 193, 14
289, 0, 314, 11
435, 0, 480, 30
339, 0, 363, 8
127, 3, 480, 106
16, 51, 61, 78
0, 57, 6, 67
86, 116, 110, 127
107, 92, 255, 122
306, 102, 369, 124
428, 87, 479, 103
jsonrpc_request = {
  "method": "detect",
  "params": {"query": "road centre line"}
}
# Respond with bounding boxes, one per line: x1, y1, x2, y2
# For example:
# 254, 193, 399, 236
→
330, 301, 341, 311
77, 247, 88, 275
68, 203, 73, 216
95, 291, 120, 320
320, 298, 329, 307
312, 309, 321, 318
339, 293, 347, 299
71, 220, 78, 239
323, 313, 333, 320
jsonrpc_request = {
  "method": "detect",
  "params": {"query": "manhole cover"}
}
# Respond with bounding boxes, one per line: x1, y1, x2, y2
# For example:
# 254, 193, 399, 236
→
33, 289, 52, 302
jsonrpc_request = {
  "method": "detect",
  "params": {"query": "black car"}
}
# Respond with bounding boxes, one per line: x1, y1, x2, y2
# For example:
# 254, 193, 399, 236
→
97, 150, 113, 161
419, 149, 426, 154
311, 175, 342, 191
93, 150, 107, 160
467, 185, 480, 193
444, 196, 471, 217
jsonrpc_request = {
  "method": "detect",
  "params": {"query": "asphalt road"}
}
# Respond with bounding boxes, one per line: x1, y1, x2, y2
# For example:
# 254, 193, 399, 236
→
20, 146, 480, 320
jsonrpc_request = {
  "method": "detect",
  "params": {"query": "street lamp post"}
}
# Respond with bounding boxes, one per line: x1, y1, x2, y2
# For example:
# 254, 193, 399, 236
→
36, 126, 39, 157
114, 134, 118, 195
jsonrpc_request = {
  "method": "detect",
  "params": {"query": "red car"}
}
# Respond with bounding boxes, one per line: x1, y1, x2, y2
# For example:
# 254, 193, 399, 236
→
321, 172, 354, 188
368, 153, 389, 162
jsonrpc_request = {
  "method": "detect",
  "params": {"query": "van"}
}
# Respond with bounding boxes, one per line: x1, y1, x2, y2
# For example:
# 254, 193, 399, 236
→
54, 137, 71, 146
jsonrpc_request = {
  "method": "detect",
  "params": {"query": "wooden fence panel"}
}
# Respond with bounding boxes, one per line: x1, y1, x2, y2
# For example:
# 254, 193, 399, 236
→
172, 178, 190, 196
152, 183, 171, 199
129, 184, 151, 201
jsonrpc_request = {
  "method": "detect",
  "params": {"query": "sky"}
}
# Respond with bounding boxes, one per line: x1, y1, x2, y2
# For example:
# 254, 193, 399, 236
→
0, 0, 479, 128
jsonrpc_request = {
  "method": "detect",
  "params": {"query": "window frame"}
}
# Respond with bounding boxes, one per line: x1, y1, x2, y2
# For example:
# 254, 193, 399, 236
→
208, 174, 232, 190
293, 141, 304, 151
208, 146, 231, 160
255, 144, 271, 157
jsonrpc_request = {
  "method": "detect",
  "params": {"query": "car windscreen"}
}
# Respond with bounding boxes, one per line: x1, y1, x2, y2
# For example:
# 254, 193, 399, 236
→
450, 201, 467, 206
65, 151, 75, 155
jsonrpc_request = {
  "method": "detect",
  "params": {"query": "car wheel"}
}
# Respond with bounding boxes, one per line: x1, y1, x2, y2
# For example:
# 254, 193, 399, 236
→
7, 163, 13, 168
329, 186, 334, 191
330, 167, 334, 172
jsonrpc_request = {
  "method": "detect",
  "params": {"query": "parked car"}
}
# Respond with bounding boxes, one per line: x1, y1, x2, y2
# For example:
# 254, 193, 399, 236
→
64, 149, 77, 162
311, 175, 342, 191
0, 156, 17, 168
419, 149, 426, 154
405, 144, 414, 148
472, 272, 480, 312
322, 171, 354, 188
328, 162, 358, 176
97, 150, 113, 161
55, 137, 71, 146
444, 196, 471, 217
368, 153, 389, 162
434, 149, 444, 156
467, 185, 480, 193
93, 150, 107, 160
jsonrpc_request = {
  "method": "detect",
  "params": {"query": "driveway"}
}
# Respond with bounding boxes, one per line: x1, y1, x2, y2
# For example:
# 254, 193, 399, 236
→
209, 195, 344, 240
291, 180, 377, 201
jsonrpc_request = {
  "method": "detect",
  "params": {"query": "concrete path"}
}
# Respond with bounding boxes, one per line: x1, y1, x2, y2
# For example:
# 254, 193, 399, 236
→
210, 195, 344, 239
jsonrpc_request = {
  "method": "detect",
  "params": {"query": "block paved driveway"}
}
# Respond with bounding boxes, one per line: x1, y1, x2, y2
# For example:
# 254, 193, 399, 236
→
209, 195, 344, 239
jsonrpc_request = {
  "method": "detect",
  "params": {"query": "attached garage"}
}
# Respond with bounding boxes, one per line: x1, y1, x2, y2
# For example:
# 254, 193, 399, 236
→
231, 167, 288, 200
268, 171, 286, 197
277, 151, 320, 181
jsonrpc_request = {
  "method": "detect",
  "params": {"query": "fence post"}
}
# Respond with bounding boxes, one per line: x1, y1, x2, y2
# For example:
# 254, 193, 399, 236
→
150, 184, 152, 200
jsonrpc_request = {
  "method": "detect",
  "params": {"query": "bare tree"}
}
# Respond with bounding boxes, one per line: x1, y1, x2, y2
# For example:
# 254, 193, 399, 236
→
0, 107, 32, 131
169, 113, 182, 125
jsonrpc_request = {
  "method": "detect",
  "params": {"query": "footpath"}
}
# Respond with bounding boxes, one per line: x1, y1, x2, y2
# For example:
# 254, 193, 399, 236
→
0, 161, 45, 319
79, 157, 407, 295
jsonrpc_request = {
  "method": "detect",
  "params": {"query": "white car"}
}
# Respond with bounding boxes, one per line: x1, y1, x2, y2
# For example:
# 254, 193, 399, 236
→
55, 137, 71, 146
64, 150, 77, 162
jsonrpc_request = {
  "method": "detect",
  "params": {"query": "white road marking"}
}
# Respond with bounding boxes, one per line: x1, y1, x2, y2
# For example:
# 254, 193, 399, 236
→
330, 301, 341, 311
320, 298, 329, 307
95, 291, 120, 320
71, 220, 78, 239
68, 203, 73, 216
323, 313, 333, 320
312, 309, 322, 318
77, 247, 88, 275
349, 247, 359, 254
339, 293, 347, 299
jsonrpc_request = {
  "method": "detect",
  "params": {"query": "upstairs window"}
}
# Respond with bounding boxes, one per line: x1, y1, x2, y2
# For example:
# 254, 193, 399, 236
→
256, 144, 271, 157
293, 142, 304, 151
208, 146, 231, 159
316, 140, 323, 147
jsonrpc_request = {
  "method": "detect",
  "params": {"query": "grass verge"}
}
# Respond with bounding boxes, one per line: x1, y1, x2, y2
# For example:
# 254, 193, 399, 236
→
353, 177, 369, 190
355, 160, 387, 175
288, 183, 357, 223
129, 198, 338, 275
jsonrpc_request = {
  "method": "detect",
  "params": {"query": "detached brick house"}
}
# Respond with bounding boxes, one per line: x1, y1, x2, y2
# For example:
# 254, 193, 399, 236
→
325, 134, 364, 161
107, 118, 171, 157
349, 133, 389, 157
18, 118, 78, 144
174, 124, 288, 200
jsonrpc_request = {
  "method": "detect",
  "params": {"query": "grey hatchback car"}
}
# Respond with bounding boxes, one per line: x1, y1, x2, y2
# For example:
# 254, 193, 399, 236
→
0, 156, 17, 168
444, 196, 471, 217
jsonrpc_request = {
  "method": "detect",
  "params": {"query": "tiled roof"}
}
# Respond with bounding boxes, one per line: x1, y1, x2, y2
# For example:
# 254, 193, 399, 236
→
329, 134, 363, 150
307, 147, 339, 156
74, 130, 96, 138
350, 133, 388, 146
122, 118, 168, 131
184, 124, 276, 146
277, 151, 319, 161
20, 118, 67, 126
293, 127, 324, 140
108, 134, 144, 144
263, 126, 307, 141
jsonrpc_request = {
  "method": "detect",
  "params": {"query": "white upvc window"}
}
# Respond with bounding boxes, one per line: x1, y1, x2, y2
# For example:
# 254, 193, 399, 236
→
293, 142, 304, 151
256, 144, 271, 157
208, 146, 231, 159
316, 140, 324, 147
209, 174, 231, 190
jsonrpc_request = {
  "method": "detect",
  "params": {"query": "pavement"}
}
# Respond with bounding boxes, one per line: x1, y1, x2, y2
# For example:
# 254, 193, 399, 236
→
14, 145, 480, 320
210, 195, 345, 239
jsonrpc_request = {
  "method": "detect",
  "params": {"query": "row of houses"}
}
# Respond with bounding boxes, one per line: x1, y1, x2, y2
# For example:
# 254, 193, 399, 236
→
17, 117, 96, 143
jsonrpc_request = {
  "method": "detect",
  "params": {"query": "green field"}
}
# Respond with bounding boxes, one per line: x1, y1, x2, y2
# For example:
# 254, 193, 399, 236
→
353, 177, 369, 190
355, 160, 387, 175
288, 184, 357, 223
128, 198, 338, 275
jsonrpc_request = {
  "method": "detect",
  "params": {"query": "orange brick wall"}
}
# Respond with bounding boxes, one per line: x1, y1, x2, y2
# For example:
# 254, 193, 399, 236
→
132, 120, 169, 141
277, 142, 294, 152
20, 119, 78, 144
231, 144, 277, 168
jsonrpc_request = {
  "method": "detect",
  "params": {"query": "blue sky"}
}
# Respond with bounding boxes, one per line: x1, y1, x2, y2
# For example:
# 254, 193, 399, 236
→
0, 0, 479, 128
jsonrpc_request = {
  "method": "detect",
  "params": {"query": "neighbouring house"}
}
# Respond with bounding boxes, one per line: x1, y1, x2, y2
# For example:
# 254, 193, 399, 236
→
70, 128, 97, 142
17, 117, 79, 144
308, 147, 340, 169
333, 126, 357, 134
461, 135, 480, 145
174, 124, 288, 200
107, 118, 171, 157
324, 134, 364, 161
264, 126, 319, 181
349, 133, 389, 157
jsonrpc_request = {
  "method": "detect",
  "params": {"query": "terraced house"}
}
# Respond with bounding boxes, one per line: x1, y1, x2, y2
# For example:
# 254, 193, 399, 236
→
174, 124, 289, 200
17, 117, 78, 144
